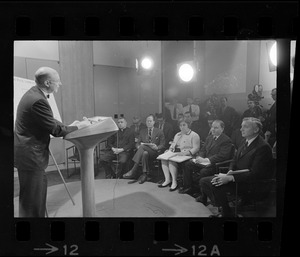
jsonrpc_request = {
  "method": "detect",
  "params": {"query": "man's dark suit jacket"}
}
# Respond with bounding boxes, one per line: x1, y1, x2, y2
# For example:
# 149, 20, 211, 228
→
14, 85, 77, 171
265, 101, 276, 135
107, 127, 135, 152
199, 133, 233, 164
229, 135, 273, 183
154, 121, 174, 149
137, 127, 165, 151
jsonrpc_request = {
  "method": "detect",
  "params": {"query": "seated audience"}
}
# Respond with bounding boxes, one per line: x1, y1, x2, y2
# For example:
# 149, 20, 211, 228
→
199, 117, 273, 217
183, 97, 200, 121
130, 116, 147, 142
154, 113, 174, 149
179, 120, 233, 199
123, 114, 165, 184
158, 117, 200, 191
99, 117, 135, 178
217, 96, 240, 137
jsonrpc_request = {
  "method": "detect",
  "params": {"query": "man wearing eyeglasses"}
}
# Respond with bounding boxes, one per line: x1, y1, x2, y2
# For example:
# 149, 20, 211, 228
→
14, 67, 90, 217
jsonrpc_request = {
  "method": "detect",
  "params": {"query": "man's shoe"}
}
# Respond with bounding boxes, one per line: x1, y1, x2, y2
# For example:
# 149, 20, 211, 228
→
138, 173, 147, 184
195, 195, 208, 206
178, 187, 193, 194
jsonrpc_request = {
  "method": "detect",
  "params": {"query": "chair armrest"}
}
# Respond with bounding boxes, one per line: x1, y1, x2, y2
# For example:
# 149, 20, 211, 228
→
215, 159, 233, 173
215, 159, 232, 167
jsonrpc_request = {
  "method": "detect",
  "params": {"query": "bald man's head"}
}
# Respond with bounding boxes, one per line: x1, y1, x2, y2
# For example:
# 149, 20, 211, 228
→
35, 67, 61, 93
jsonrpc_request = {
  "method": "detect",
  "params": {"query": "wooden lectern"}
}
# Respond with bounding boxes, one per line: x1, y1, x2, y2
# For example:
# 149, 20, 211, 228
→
64, 116, 118, 217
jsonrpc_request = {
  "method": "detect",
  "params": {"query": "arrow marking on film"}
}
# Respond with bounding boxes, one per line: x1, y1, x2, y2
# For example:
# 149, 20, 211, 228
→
33, 243, 59, 255
162, 244, 188, 255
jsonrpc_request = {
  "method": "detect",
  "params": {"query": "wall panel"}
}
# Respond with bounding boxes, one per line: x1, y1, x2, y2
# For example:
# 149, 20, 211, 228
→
59, 41, 94, 123
14, 57, 27, 78
93, 65, 119, 118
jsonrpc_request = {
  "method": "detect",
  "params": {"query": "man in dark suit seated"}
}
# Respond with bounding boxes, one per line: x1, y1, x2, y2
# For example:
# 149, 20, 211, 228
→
123, 114, 165, 184
99, 117, 135, 179
199, 117, 273, 217
154, 113, 174, 148
179, 120, 233, 198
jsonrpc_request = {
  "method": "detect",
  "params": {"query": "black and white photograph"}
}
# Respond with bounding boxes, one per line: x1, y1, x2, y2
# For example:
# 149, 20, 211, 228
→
13, 40, 295, 218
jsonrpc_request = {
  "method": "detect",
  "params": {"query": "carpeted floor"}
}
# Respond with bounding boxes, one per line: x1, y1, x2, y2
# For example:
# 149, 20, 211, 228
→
14, 166, 276, 217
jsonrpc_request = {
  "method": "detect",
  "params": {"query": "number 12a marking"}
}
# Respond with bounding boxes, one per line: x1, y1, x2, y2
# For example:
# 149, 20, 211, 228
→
191, 245, 220, 256
63, 245, 79, 255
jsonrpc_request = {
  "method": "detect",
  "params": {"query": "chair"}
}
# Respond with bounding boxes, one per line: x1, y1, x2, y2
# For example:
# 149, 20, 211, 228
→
65, 144, 99, 178
66, 145, 80, 177
111, 149, 135, 178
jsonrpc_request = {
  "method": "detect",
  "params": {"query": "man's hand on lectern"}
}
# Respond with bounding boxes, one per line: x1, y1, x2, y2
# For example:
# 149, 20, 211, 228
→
69, 120, 80, 126
76, 119, 91, 130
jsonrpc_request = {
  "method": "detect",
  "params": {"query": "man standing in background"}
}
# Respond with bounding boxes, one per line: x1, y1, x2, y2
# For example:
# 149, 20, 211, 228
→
183, 97, 200, 121
217, 96, 240, 137
14, 67, 90, 217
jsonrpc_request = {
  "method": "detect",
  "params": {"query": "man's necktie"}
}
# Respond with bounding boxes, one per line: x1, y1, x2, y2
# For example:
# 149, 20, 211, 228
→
189, 105, 192, 114
240, 141, 248, 156
135, 125, 139, 134
148, 128, 152, 142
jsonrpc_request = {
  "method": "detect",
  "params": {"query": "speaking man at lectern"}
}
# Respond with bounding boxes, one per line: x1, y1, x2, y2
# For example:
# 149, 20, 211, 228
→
14, 67, 90, 217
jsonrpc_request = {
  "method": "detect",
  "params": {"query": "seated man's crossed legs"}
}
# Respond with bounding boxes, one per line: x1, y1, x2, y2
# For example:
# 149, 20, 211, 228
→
123, 145, 158, 184
99, 150, 130, 179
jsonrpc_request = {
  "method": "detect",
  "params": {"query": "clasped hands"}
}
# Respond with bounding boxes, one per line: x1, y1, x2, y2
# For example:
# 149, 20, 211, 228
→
211, 172, 234, 187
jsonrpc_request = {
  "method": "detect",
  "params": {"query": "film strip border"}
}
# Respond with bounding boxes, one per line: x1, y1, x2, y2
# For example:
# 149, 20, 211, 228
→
12, 218, 276, 256
1, 1, 297, 256
0, 2, 297, 39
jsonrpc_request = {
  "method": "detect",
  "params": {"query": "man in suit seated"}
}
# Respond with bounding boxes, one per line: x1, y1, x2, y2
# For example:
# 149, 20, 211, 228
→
179, 120, 233, 198
154, 113, 174, 149
123, 114, 165, 184
99, 117, 135, 178
130, 116, 147, 142
199, 117, 273, 217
